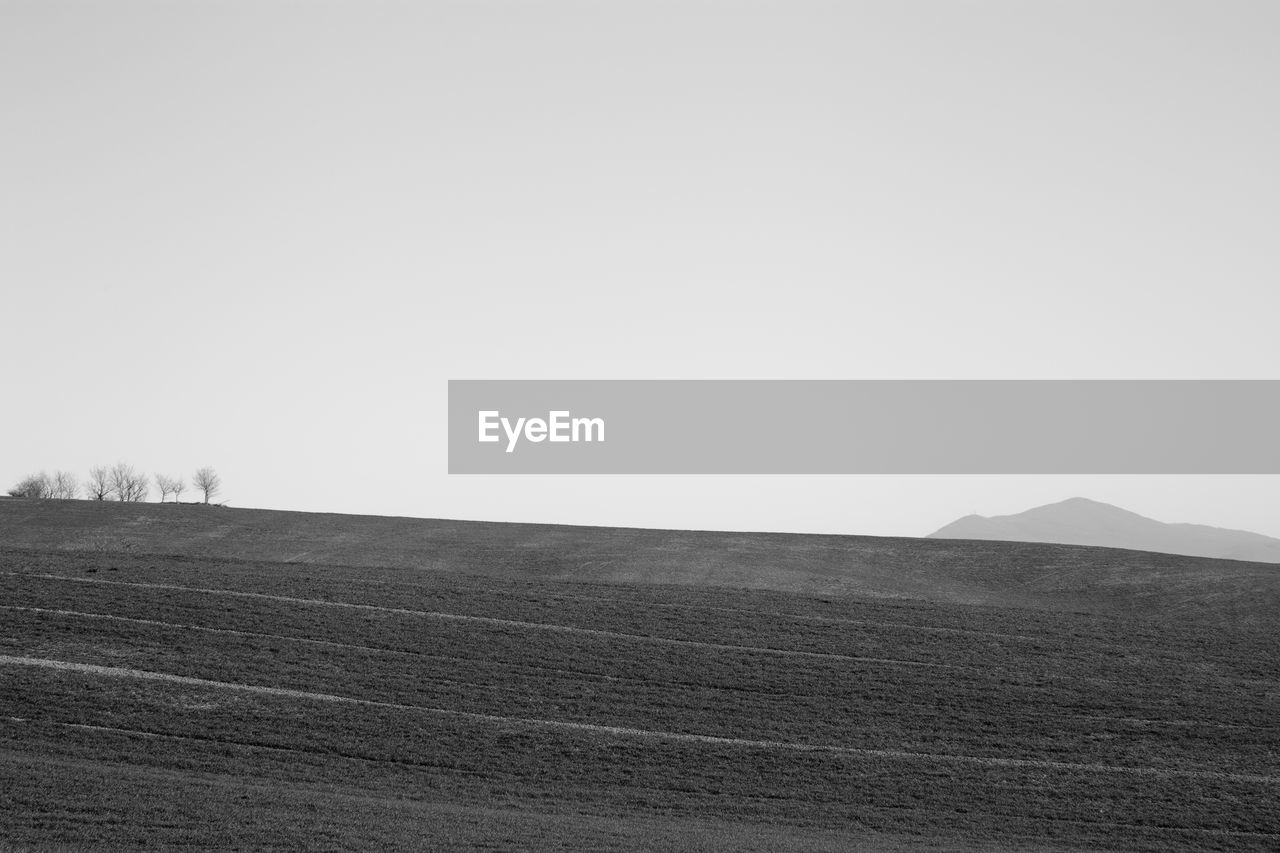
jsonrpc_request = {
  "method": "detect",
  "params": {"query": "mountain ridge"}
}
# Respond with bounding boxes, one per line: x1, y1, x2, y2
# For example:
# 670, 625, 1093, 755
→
929, 497, 1280, 564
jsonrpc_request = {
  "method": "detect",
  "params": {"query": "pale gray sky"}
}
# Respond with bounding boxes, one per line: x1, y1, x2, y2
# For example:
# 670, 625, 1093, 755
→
4, 1, 1279, 537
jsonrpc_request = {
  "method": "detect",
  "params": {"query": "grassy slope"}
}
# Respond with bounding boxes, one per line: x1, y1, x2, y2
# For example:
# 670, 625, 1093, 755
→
1, 498, 1278, 624
2, 549, 1278, 851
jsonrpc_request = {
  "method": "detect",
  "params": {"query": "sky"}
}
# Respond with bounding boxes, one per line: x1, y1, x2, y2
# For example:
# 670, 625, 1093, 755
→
3, 1, 1279, 538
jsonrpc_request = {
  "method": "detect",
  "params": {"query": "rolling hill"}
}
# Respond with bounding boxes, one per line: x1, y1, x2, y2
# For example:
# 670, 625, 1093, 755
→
929, 497, 1280, 564
2, 498, 1278, 850
1, 497, 1278, 624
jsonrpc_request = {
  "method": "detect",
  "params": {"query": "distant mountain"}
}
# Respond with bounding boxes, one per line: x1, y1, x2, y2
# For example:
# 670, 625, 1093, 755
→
930, 497, 1280, 564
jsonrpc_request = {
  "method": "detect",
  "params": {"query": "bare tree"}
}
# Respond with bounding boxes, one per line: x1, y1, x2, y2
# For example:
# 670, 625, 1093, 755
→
193, 466, 221, 504
85, 466, 111, 500
155, 473, 176, 502
50, 470, 79, 499
172, 477, 186, 503
8, 472, 51, 498
109, 462, 149, 503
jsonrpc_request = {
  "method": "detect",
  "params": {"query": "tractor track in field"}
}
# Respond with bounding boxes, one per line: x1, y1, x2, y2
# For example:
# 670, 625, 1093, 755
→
2, 744, 1277, 845
278, 573, 1054, 642
3, 654, 1278, 790
5, 604, 1274, 735
7, 573, 955, 670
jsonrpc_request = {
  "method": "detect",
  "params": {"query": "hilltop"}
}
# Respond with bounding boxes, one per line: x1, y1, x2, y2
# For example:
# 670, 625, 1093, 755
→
930, 497, 1280, 564
2, 498, 1278, 625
